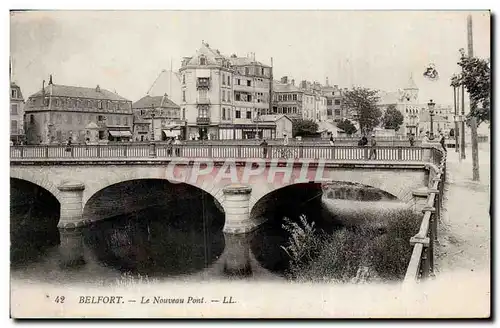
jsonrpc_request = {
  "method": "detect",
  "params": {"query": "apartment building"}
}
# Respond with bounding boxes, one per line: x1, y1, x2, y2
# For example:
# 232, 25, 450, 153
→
24, 76, 133, 144
179, 42, 275, 140
132, 93, 183, 141
10, 82, 25, 144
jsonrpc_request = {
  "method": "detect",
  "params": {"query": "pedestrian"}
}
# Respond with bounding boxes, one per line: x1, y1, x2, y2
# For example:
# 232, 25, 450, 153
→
369, 134, 377, 159
65, 136, 72, 152
329, 134, 335, 146
173, 136, 181, 156
166, 138, 173, 156
260, 139, 269, 158
439, 132, 447, 153
409, 134, 415, 147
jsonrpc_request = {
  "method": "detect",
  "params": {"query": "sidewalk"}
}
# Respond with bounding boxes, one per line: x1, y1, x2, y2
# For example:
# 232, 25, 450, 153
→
435, 144, 491, 274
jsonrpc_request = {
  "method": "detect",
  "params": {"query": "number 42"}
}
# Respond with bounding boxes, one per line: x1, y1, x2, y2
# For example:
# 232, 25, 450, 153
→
54, 296, 65, 303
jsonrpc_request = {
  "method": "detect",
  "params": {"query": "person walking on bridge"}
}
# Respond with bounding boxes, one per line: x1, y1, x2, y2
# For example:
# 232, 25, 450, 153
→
260, 139, 269, 158
439, 132, 447, 153
369, 134, 377, 160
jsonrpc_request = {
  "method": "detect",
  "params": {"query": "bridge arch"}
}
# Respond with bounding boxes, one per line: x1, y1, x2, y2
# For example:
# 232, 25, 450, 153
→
10, 171, 61, 203
81, 168, 225, 210
83, 177, 225, 222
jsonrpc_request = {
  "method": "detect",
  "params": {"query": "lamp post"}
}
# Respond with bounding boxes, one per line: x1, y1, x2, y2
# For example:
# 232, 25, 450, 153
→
149, 105, 156, 157
428, 99, 436, 140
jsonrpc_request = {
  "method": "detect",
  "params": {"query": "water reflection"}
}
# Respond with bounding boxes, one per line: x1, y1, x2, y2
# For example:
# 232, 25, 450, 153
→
85, 204, 225, 277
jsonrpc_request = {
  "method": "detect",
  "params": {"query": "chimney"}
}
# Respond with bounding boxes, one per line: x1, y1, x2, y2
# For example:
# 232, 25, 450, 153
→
48, 74, 53, 85
301, 80, 307, 89
281, 76, 288, 84
96, 85, 101, 92
291, 79, 295, 86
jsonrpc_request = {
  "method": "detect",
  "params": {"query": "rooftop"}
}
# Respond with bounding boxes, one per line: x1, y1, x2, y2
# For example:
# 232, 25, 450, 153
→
29, 83, 130, 102
132, 94, 180, 109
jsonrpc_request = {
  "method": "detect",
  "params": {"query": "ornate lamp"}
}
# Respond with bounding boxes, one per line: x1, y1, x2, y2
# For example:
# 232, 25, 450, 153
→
428, 99, 436, 140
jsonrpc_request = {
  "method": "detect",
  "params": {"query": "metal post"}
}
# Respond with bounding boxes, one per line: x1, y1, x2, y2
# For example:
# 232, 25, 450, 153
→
460, 55, 466, 160
430, 112, 434, 140
453, 85, 459, 152
468, 14, 480, 181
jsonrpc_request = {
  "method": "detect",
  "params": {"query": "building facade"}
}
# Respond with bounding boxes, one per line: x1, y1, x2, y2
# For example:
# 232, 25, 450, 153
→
321, 78, 346, 122
179, 42, 275, 140
132, 94, 183, 141
419, 104, 454, 136
271, 77, 303, 119
378, 75, 421, 137
10, 82, 25, 144
24, 77, 133, 145
271, 77, 328, 123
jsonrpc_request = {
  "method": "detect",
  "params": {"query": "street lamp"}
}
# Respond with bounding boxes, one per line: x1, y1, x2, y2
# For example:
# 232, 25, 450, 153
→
428, 99, 436, 140
149, 105, 156, 157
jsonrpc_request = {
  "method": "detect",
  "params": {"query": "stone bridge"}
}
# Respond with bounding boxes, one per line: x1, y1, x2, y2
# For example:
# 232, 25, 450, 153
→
10, 143, 444, 267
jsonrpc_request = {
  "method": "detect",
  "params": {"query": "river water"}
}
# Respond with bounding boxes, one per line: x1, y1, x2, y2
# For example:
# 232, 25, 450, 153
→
10, 180, 408, 285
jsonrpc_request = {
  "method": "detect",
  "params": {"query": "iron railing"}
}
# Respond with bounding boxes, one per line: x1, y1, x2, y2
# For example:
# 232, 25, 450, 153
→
10, 144, 436, 162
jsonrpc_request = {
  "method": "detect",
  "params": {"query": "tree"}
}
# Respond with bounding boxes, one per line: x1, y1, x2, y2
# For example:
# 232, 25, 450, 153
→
382, 104, 404, 131
453, 56, 491, 126
343, 87, 382, 133
292, 119, 318, 137
337, 119, 357, 135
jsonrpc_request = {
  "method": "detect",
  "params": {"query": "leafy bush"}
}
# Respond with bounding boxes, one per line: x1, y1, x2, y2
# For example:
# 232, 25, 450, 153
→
283, 208, 421, 283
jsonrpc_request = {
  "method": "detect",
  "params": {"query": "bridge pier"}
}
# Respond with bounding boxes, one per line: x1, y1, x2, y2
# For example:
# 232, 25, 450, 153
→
57, 181, 87, 267
220, 232, 253, 276
222, 185, 256, 234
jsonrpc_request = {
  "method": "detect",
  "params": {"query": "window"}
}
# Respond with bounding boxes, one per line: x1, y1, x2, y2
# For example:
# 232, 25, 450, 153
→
246, 111, 252, 119
248, 94, 252, 102
227, 75, 231, 85
200, 56, 206, 65
222, 90, 226, 102
10, 103, 18, 114
335, 109, 341, 116
182, 108, 186, 119
98, 101, 102, 109
261, 68, 264, 75
227, 92, 231, 102
222, 74, 226, 85
198, 106, 208, 118
11, 89, 17, 99
334, 99, 341, 105
235, 109, 241, 118
237, 79, 241, 85
183, 91, 186, 102
10, 120, 17, 134
247, 80, 251, 87
235, 93, 241, 101
245, 67, 249, 75
222, 108, 226, 120
293, 94, 297, 101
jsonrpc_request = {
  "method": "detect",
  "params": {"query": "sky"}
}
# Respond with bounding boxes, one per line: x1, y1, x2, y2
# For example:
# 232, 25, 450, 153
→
10, 10, 490, 106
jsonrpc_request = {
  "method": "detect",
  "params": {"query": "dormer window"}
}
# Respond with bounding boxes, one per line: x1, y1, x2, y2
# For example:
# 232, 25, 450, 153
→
200, 56, 207, 65
11, 89, 17, 99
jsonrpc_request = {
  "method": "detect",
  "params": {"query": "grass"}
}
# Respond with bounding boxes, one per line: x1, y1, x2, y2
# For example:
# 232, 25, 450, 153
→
283, 208, 421, 283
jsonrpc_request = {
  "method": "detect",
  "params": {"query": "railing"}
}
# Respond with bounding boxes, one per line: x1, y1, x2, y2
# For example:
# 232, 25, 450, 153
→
403, 146, 447, 284
10, 144, 435, 162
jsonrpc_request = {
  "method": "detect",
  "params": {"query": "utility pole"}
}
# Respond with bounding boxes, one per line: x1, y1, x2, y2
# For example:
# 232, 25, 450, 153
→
269, 57, 273, 116
460, 54, 466, 160
453, 80, 459, 152
468, 14, 480, 181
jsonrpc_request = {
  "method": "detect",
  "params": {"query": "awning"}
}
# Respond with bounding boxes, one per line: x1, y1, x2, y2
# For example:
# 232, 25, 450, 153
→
163, 124, 180, 130
163, 129, 181, 137
109, 130, 132, 137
